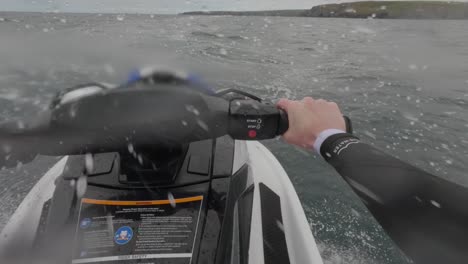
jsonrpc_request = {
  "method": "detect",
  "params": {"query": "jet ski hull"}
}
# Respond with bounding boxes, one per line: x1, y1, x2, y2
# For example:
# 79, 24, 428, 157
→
0, 139, 322, 264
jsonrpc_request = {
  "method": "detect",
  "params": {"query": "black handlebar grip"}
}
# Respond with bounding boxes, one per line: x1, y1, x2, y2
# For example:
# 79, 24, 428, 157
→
276, 109, 289, 135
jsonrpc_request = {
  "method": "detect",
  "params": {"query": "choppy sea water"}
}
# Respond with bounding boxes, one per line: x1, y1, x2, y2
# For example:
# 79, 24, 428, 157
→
1, 12, 467, 263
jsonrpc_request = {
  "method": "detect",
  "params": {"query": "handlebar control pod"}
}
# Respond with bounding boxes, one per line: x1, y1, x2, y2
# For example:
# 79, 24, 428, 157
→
227, 99, 353, 140
228, 99, 286, 140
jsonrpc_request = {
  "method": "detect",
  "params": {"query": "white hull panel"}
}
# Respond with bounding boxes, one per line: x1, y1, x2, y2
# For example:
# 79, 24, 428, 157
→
241, 141, 323, 264
0, 157, 68, 255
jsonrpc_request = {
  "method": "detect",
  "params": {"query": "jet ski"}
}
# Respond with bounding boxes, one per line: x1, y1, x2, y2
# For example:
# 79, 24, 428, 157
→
0, 68, 324, 264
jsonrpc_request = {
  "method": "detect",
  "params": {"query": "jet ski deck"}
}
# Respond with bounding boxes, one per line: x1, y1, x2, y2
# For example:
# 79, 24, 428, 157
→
1, 139, 322, 264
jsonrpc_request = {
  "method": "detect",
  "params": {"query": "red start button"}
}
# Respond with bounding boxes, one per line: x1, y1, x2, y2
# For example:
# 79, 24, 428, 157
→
248, 130, 257, 138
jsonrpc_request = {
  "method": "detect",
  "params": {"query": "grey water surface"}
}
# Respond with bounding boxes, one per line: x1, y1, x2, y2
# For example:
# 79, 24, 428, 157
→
1, 12, 467, 263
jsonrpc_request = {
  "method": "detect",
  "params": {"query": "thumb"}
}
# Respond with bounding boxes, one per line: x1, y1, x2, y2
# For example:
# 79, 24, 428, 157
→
277, 98, 293, 112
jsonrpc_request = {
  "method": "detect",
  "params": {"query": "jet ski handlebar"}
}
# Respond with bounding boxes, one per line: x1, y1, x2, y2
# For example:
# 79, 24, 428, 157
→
0, 84, 290, 167
227, 99, 289, 140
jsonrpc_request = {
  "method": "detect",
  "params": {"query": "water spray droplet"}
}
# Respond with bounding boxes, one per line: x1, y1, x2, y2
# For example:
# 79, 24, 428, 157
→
185, 105, 200, 116
167, 192, 176, 208
275, 220, 284, 233
85, 153, 94, 174
197, 120, 209, 131
76, 176, 87, 198
430, 200, 441, 208
128, 143, 134, 154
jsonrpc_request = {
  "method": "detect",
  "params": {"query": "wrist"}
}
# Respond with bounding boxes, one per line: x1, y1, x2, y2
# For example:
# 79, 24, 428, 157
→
313, 129, 347, 153
320, 133, 360, 160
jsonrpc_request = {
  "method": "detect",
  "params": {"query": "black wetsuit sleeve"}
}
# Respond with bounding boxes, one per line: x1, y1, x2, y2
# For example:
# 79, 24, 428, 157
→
320, 133, 468, 264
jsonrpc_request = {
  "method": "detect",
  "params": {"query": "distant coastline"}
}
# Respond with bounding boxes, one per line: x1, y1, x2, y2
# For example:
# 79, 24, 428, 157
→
182, 1, 468, 19
182, 9, 308, 17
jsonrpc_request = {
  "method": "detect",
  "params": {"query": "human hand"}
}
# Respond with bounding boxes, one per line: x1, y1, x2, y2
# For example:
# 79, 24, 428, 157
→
277, 97, 346, 149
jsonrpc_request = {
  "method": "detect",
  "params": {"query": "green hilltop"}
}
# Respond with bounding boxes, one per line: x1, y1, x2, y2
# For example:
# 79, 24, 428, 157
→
306, 1, 468, 19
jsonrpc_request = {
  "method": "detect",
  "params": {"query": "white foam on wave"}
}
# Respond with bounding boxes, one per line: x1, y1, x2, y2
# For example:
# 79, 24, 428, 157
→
351, 26, 376, 35
0, 91, 20, 101
317, 241, 380, 264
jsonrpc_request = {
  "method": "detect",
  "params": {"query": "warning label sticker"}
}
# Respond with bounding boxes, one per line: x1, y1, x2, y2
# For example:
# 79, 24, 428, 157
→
72, 196, 203, 264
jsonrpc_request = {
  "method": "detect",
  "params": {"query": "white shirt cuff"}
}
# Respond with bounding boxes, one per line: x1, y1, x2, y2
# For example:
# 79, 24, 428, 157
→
313, 129, 346, 153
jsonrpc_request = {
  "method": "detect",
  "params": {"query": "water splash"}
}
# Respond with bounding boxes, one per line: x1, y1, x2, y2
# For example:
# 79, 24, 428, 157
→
137, 154, 144, 165
84, 153, 93, 174
430, 200, 441, 208
167, 192, 176, 208
275, 219, 285, 233
185, 105, 200, 116
128, 143, 135, 154
197, 119, 209, 131
76, 176, 87, 198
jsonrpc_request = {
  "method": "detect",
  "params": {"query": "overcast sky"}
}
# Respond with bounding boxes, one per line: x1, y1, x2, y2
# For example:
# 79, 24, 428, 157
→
0, 0, 466, 14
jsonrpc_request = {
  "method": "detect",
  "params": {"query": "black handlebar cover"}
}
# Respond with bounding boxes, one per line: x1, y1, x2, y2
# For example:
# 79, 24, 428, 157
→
0, 84, 353, 168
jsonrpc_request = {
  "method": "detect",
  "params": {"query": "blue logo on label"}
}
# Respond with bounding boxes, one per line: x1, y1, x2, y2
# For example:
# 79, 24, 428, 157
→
80, 218, 92, 229
114, 226, 133, 245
